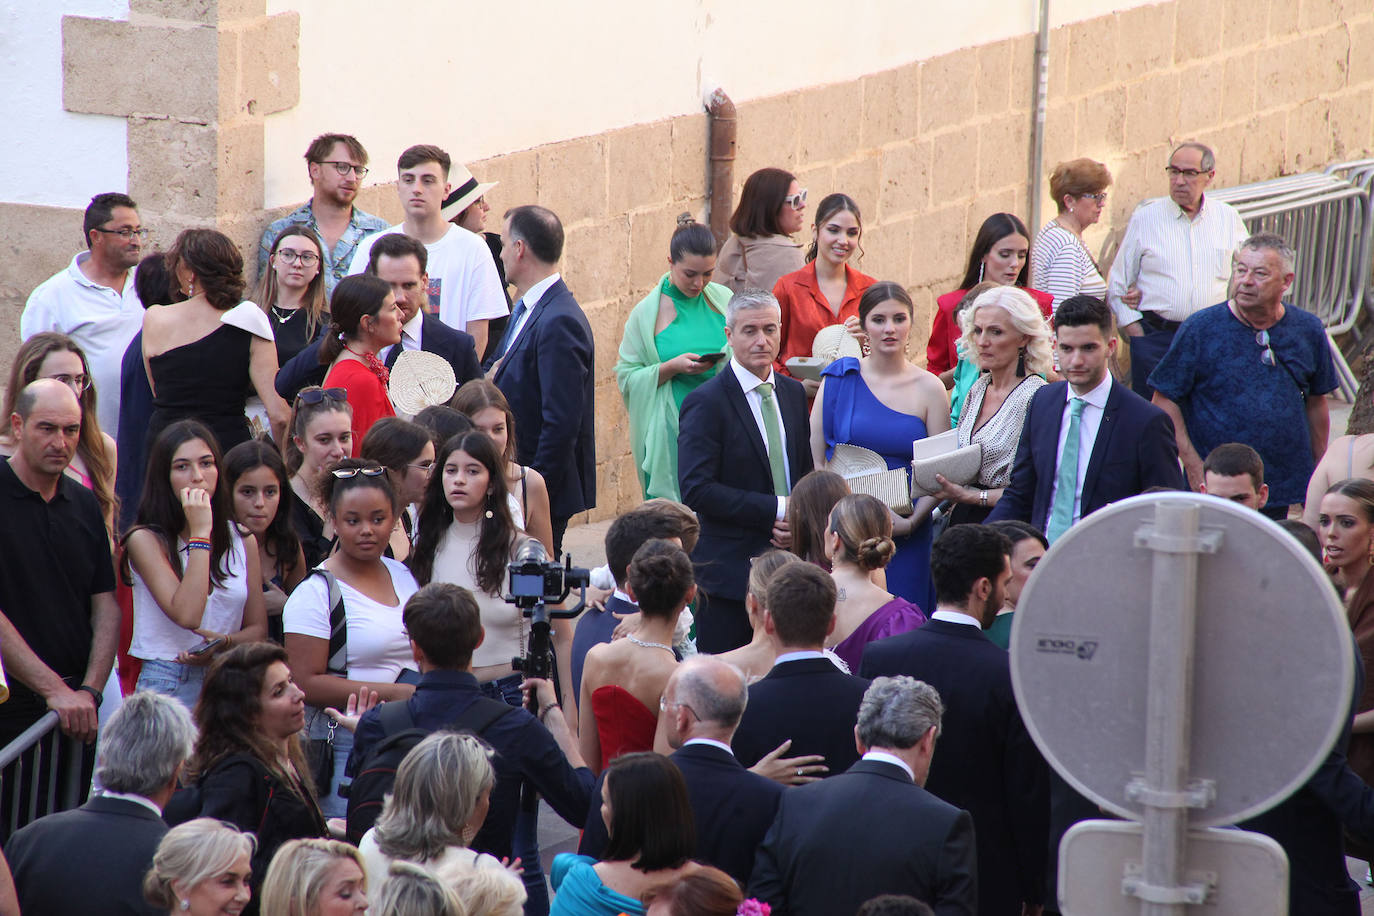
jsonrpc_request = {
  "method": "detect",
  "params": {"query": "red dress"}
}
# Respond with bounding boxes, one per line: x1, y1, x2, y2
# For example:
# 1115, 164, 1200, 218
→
772, 262, 876, 378
925, 287, 1055, 375
590, 685, 658, 771
323, 359, 394, 457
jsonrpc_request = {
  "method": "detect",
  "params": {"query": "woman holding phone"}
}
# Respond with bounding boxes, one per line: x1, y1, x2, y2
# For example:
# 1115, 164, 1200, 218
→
615, 217, 730, 501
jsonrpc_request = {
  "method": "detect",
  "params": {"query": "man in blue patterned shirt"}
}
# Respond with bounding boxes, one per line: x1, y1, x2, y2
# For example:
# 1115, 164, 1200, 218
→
257, 133, 388, 296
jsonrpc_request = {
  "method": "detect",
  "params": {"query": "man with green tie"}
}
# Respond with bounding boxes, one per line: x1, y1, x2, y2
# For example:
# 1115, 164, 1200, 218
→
679, 288, 814, 652
987, 295, 1183, 538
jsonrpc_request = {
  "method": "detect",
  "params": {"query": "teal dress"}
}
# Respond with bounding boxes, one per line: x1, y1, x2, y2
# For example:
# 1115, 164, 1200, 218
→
655, 277, 727, 410
550, 854, 644, 916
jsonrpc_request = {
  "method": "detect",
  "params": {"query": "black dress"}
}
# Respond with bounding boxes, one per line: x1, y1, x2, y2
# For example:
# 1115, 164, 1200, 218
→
269, 306, 326, 369
148, 323, 254, 453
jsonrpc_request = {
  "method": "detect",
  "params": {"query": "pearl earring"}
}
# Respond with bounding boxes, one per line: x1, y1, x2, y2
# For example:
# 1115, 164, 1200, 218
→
180, 900, 190, 911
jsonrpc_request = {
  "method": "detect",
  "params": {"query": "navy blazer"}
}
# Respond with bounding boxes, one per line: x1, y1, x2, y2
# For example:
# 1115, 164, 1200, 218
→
579, 742, 783, 886
987, 377, 1183, 531
732, 657, 869, 775
678, 366, 812, 602
749, 758, 977, 916
274, 316, 481, 403
6, 795, 167, 916
861, 619, 1049, 914
493, 278, 595, 521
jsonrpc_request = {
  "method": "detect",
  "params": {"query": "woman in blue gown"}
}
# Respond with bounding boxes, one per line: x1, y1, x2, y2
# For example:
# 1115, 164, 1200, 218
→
810, 281, 951, 611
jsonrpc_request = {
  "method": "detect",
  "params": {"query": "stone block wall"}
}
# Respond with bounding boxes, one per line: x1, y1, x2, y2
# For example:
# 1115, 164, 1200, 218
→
2, 0, 1372, 526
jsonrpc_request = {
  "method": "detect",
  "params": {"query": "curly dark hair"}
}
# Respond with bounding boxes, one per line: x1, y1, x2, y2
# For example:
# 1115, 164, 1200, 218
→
409, 432, 515, 593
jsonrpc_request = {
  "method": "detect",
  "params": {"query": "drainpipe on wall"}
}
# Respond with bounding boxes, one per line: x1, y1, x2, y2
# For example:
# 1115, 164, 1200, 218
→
706, 88, 737, 248
1029, 0, 1051, 234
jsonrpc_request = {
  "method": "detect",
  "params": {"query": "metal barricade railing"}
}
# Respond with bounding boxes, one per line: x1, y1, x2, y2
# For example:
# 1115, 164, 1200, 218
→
0, 712, 86, 838
1210, 169, 1374, 401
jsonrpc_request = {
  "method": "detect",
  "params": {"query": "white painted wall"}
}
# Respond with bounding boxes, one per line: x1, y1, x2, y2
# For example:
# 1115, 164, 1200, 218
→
262, 0, 1160, 208
0, 0, 129, 207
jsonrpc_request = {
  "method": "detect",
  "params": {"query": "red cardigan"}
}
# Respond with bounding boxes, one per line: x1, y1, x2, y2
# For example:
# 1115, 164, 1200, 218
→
323, 358, 394, 456
772, 262, 876, 377
925, 287, 1054, 375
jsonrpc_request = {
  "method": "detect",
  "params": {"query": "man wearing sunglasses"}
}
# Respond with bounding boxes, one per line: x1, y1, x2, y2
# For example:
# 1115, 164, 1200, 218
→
1106, 142, 1249, 399
257, 133, 388, 296
21, 193, 147, 437
1149, 234, 1336, 520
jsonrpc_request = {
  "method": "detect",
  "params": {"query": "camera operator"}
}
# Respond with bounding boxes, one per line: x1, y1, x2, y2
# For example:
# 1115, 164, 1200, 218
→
348, 583, 592, 912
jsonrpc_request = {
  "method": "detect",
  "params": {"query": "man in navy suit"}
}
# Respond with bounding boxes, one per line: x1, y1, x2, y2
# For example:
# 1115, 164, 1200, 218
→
579, 656, 783, 886
732, 563, 869, 776
988, 294, 1183, 539
489, 205, 594, 557
749, 676, 977, 916
861, 524, 1048, 916
6, 691, 196, 916
678, 288, 813, 651
570, 500, 700, 699
272, 233, 481, 401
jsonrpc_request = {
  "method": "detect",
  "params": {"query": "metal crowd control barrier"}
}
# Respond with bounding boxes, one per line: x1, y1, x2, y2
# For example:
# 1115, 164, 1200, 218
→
0, 712, 85, 837
1210, 169, 1374, 401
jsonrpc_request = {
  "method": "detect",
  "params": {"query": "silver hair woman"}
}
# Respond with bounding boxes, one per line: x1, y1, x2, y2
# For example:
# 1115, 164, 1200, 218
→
371, 861, 466, 916
357, 731, 506, 894
259, 838, 369, 916
142, 819, 255, 916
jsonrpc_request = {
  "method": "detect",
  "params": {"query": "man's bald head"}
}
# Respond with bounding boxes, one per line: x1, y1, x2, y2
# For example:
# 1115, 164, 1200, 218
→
670, 656, 748, 734
11, 379, 83, 483
15, 378, 81, 421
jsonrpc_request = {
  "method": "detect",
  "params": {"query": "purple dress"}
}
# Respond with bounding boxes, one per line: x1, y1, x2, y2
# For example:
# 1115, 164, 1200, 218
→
832, 598, 927, 671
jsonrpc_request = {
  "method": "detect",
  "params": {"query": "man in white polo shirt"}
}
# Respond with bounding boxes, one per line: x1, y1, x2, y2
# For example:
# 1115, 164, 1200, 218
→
21, 193, 146, 437
348, 145, 507, 356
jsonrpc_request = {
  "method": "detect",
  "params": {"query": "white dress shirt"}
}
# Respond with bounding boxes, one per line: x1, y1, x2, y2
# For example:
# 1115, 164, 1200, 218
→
930, 609, 983, 628
729, 358, 791, 520
862, 750, 916, 782
1106, 194, 1249, 326
683, 737, 736, 755
1047, 372, 1113, 527
502, 272, 562, 356
380, 310, 425, 365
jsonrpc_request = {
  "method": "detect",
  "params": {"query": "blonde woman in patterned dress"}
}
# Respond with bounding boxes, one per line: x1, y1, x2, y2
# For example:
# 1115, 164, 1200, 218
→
932, 287, 1053, 525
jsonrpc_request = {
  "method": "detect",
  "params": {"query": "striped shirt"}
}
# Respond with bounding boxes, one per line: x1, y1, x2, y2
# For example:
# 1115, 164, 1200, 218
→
1106, 194, 1248, 326
1030, 221, 1107, 314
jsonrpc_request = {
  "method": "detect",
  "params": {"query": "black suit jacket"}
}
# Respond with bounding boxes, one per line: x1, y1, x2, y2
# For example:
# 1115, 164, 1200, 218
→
579, 742, 783, 886
732, 657, 869, 775
6, 795, 167, 915
493, 278, 595, 520
861, 619, 1049, 915
678, 366, 812, 602
749, 758, 977, 916
987, 378, 1183, 531
274, 316, 481, 403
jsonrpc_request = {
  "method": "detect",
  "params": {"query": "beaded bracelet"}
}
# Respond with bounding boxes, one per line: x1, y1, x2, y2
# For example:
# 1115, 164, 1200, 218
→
186, 537, 212, 551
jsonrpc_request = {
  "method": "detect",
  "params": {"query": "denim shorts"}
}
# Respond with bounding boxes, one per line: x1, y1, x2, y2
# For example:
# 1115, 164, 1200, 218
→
135, 659, 205, 712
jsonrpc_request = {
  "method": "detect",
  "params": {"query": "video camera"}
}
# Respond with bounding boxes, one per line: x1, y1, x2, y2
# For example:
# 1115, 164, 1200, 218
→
507, 539, 589, 686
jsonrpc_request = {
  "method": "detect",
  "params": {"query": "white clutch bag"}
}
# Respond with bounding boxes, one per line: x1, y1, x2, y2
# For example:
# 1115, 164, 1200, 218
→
911, 430, 983, 498
829, 444, 913, 515
788, 324, 864, 381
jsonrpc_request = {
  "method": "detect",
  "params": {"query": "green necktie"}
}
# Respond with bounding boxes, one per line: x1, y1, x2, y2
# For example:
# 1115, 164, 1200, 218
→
757, 382, 789, 496
1046, 397, 1086, 543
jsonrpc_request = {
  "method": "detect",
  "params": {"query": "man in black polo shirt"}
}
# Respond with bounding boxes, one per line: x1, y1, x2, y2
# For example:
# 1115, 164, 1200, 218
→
0, 380, 119, 790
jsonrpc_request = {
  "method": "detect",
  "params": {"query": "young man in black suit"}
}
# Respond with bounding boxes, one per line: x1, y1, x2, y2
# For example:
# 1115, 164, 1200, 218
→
579, 655, 783, 886
489, 205, 595, 557
862, 524, 1048, 916
987, 294, 1182, 540
6, 691, 196, 916
731, 562, 868, 776
750, 676, 977, 916
678, 287, 813, 651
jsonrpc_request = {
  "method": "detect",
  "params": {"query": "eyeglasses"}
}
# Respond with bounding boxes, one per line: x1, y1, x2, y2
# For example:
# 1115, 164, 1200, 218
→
1080, 192, 1108, 202
318, 161, 369, 179
46, 373, 90, 393
92, 227, 149, 240
294, 387, 348, 406
407, 461, 435, 474
659, 696, 699, 718
783, 188, 808, 211
330, 466, 387, 479
1253, 329, 1277, 367
275, 249, 320, 267
1165, 166, 1208, 179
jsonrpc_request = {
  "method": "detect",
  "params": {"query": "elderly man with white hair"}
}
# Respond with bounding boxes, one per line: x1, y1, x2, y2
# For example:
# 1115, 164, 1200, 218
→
6, 691, 197, 915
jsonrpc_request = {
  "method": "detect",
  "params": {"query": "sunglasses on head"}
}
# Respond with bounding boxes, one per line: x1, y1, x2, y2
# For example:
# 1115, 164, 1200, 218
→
330, 466, 387, 480
295, 387, 348, 406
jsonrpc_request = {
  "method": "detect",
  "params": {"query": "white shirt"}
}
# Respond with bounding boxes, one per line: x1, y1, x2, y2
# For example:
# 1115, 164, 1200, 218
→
130, 528, 251, 661
1047, 372, 1114, 528
729, 358, 791, 521
282, 557, 418, 682
348, 224, 507, 332
683, 737, 735, 755
930, 609, 983, 628
501, 272, 562, 356
379, 310, 424, 365
20, 252, 144, 437
1106, 194, 1249, 325
862, 750, 915, 782
97, 791, 161, 815
773, 649, 827, 665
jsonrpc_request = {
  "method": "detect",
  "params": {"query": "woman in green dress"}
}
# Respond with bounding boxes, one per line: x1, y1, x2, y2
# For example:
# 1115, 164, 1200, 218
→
615, 217, 731, 500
